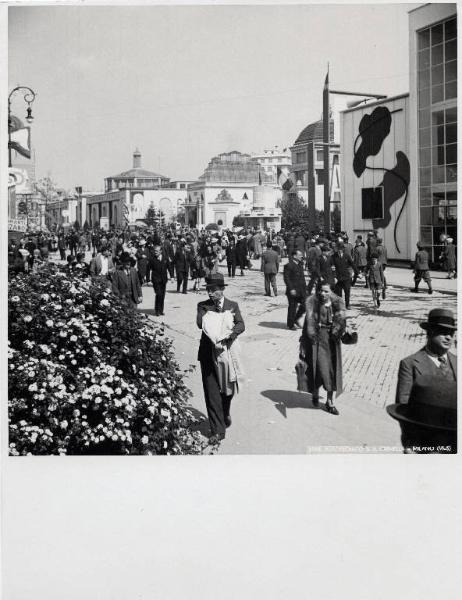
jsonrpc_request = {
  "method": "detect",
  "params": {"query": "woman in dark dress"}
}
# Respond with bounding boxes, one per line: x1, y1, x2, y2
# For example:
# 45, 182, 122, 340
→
300, 280, 346, 414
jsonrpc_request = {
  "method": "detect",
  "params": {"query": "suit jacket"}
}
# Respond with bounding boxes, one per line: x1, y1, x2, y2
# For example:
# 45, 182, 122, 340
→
111, 267, 142, 304
396, 348, 457, 405
90, 254, 115, 277
353, 244, 367, 267
332, 252, 355, 282
174, 249, 193, 273
319, 254, 335, 286
283, 260, 306, 299
197, 298, 245, 362
150, 255, 169, 284
261, 248, 280, 274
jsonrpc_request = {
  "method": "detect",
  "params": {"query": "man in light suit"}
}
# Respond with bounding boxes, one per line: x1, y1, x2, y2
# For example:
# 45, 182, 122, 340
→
89, 245, 115, 282
111, 252, 142, 309
387, 308, 457, 453
260, 240, 280, 297
197, 273, 245, 443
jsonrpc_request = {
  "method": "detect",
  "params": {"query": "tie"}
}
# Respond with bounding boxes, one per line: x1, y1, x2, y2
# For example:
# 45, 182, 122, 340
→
438, 355, 451, 376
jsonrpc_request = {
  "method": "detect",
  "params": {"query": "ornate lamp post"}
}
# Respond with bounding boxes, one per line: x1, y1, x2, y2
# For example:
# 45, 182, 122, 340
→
8, 85, 36, 168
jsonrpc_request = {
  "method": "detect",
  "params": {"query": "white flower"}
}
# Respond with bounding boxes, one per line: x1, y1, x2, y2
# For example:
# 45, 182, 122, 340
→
41, 294, 50, 301
141, 435, 149, 444
28, 383, 38, 392
71, 359, 77, 365
106, 321, 112, 327
23, 315, 32, 323
70, 335, 77, 342
46, 319, 54, 327
11, 296, 20, 303
60, 420, 68, 429
59, 331, 67, 338
73, 409, 80, 417
94, 396, 102, 404
100, 299, 110, 307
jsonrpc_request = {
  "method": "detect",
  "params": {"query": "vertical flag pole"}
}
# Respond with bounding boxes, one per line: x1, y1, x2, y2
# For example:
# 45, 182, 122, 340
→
323, 65, 330, 233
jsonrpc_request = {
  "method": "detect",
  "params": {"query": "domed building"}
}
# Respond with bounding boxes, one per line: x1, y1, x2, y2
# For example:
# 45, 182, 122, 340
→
289, 118, 341, 213
185, 150, 282, 230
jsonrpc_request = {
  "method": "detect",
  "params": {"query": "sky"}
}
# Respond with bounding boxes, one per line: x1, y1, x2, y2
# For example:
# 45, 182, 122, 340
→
8, 3, 413, 192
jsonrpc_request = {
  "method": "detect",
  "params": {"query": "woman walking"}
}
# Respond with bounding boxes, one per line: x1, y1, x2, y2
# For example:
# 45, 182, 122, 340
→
300, 280, 346, 414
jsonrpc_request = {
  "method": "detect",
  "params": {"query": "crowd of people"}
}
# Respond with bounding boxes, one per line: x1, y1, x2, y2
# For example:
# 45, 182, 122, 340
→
7, 223, 457, 453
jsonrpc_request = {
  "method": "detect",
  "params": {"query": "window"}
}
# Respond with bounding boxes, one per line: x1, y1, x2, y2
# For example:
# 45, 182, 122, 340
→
315, 169, 324, 185
316, 150, 324, 162
361, 188, 383, 220
295, 151, 306, 163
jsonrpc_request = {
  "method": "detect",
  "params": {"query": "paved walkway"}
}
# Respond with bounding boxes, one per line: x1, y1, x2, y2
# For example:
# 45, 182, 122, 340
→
134, 258, 457, 454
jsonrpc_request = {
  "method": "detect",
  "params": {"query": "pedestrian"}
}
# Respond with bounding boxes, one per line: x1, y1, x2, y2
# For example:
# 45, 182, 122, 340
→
174, 241, 193, 294
332, 242, 356, 309
318, 244, 335, 289
352, 236, 367, 286
283, 249, 307, 330
387, 308, 457, 453
226, 238, 238, 278
376, 237, 388, 298
196, 272, 245, 443
89, 245, 115, 281
260, 240, 279, 297
299, 280, 346, 415
111, 252, 142, 309
441, 237, 456, 279
367, 253, 385, 308
202, 246, 219, 279
306, 239, 322, 295
150, 244, 169, 316
235, 234, 248, 275
412, 242, 433, 294
136, 239, 149, 285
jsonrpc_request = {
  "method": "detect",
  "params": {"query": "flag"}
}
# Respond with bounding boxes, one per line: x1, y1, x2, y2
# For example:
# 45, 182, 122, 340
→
277, 166, 293, 191
10, 126, 31, 159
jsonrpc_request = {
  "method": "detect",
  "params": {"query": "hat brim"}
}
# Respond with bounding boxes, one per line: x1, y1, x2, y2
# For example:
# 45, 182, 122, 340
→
205, 283, 227, 289
420, 322, 457, 331
386, 404, 457, 431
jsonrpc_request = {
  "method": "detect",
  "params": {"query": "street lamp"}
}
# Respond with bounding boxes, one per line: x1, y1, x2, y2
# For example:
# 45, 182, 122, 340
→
8, 85, 37, 168
322, 71, 386, 232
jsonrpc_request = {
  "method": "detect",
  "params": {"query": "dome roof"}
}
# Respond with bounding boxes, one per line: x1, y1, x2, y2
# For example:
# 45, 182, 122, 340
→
110, 167, 167, 179
294, 119, 334, 145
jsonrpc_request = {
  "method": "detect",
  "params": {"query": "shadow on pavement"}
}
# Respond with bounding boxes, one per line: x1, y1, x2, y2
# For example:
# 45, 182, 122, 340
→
139, 308, 159, 316
258, 321, 288, 330
261, 389, 318, 418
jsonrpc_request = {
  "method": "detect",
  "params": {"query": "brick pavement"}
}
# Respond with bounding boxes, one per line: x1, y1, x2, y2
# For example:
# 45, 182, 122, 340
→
133, 258, 456, 454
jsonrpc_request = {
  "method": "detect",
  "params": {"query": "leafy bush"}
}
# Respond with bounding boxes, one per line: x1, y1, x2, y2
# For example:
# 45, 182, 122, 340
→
8, 265, 208, 455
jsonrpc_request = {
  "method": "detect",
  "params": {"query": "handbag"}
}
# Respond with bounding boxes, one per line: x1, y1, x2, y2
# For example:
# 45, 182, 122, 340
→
341, 330, 358, 345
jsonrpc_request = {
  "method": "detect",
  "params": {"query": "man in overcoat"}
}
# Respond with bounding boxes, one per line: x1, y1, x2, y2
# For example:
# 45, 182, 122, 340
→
387, 308, 457, 453
111, 252, 142, 309
283, 249, 307, 329
196, 273, 245, 443
332, 242, 356, 309
150, 244, 169, 316
260, 240, 280, 296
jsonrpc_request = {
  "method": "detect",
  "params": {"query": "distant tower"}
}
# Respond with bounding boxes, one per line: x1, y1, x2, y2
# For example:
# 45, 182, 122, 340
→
133, 148, 141, 168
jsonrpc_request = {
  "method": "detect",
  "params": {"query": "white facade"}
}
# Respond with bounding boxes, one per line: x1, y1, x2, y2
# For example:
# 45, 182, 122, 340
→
341, 94, 412, 261
251, 145, 292, 183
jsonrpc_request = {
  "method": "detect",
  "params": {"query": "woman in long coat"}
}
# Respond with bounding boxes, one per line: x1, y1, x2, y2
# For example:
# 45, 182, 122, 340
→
300, 280, 346, 414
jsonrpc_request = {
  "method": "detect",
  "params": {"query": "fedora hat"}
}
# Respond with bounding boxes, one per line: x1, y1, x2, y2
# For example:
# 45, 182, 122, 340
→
420, 308, 456, 331
386, 392, 457, 432
205, 273, 227, 288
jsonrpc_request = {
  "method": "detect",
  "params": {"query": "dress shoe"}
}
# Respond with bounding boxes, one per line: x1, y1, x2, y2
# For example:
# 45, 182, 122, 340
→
326, 405, 339, 415
288, 325, 297, 331
312, 397, 319, 408
225, 415, 232, 428
428, 289, 433, 294
209, 433, 225, 445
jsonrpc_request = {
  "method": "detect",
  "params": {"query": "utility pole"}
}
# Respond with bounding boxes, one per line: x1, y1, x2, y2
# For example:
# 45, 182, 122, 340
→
323, 67, 330, 234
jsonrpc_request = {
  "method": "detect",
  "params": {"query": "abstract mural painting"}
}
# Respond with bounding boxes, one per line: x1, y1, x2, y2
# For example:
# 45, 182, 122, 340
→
353, 106, 410, 253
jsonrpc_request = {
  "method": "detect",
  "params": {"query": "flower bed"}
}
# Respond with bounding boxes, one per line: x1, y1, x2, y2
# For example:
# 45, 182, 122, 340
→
8, 265, 207, 455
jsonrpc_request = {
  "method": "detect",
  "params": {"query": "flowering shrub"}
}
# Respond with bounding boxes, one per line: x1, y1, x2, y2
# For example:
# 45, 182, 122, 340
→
8, 265, 208, 455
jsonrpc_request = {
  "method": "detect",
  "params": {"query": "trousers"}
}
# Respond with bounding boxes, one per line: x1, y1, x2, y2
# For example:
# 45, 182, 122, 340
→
264, 273, 277, 296
176, 272, 188, 293
287, 295, 306, 328
334, 279, 351, 309
200, 358, 233, 436
153, 282, 166, 314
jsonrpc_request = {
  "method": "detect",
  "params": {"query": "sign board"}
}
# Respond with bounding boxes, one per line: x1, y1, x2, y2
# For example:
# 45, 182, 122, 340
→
100, 216, 109, 231
8, 218, 27, 232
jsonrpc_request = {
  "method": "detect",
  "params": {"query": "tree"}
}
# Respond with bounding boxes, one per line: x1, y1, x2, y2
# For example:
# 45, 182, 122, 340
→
145, 204, 157, 227
232, 215, 246, 228
35, 175, 59, 229
281, 193, 310, 230
73, 220, 80, 231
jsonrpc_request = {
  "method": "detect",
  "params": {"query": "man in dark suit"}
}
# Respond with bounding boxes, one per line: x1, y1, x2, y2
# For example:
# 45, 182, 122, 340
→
260, 240, 280, 296
413, 241, 433, 294
235, 235, 248, 276
150, 244, 169, 316
387, 308, 457, 453
197, 273, 245, 443
283, 249, 307, 330
111, 252, 142, 309
174, 241, 193, 294
332, 242, 356, 309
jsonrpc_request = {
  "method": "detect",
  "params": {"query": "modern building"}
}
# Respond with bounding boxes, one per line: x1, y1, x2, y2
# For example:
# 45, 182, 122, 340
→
289, 119, 341, 212
184, 150, 282, 230
251, 145, 292, 184
409, 3, 457, 262
340, 94, 412, 261
85, 150, 189, 228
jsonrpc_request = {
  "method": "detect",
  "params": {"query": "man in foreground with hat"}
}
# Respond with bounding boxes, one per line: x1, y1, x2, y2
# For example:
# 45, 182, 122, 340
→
196, 272, 245, 443
387, 308, 457, 453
